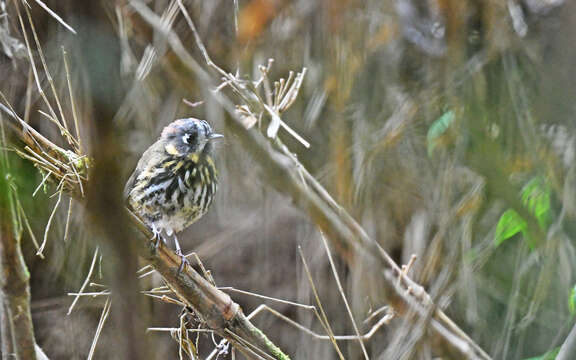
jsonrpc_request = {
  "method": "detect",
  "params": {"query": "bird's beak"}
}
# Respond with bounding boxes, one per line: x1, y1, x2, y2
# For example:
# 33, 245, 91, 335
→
209, 133, 224, 141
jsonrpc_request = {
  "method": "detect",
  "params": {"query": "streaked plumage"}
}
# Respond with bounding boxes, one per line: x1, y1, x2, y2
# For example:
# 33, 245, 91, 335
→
124, 118, 222, 254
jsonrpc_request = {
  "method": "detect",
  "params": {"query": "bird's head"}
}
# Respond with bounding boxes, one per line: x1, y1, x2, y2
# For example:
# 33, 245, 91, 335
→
161, 118, 223, 156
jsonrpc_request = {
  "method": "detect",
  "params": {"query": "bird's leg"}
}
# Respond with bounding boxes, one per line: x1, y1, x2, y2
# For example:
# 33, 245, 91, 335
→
150, 224, 162, 248
173, 234, 189, 273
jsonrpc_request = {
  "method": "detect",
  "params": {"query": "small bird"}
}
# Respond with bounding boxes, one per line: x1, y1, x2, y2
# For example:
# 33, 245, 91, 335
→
124, 118, 223, 269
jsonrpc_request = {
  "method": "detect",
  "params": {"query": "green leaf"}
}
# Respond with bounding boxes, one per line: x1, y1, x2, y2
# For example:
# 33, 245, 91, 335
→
427, 110, 455, 154
494, 176, 553, 248
521, 177, 552, 229
495, 209, 527, 246
523, 347, 560, 360
570, 285, 576, 316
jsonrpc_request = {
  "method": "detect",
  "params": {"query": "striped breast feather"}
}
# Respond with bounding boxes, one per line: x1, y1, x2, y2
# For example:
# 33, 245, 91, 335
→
129, 163, 172, 201
196, 162, 218, 211
130, 155, 216, 207
163, 157, 208, 202
131, 177, 173, 203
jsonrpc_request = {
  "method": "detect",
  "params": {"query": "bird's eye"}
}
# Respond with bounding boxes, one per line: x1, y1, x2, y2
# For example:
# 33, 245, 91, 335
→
182, 132, 198, 145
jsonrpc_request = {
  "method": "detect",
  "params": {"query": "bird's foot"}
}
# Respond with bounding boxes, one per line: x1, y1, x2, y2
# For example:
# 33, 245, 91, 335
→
150, 225, 164, 248
171, 234, 188, 273
154, 235, 165, 249
175, 249, 189, 274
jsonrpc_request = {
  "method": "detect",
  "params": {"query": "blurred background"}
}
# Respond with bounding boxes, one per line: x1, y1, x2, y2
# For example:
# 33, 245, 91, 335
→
1, 0, 576, 359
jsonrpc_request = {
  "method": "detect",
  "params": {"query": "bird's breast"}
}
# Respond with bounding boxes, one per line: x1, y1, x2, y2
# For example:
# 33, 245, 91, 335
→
128, 153, 218, 233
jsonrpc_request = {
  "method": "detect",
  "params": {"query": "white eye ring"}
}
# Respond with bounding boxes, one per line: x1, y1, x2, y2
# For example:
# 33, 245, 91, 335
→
182, 133, 191, 144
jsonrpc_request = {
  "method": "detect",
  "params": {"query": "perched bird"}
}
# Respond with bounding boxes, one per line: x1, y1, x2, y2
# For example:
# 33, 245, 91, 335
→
124, 118, 223, 268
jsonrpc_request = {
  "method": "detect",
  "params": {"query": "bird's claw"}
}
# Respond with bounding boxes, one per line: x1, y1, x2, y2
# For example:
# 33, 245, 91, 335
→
175, 249, 189, 274
152, 234, 168, 250
150, 226, 164, 248
154, 235, 162, 249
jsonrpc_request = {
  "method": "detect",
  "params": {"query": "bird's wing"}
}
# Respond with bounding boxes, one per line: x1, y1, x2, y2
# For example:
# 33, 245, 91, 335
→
123, 139, 165, 200
123, 167, 140, 200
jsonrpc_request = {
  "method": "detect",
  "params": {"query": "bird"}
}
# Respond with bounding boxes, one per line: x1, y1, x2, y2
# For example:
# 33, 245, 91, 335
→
124, 118, 223, 270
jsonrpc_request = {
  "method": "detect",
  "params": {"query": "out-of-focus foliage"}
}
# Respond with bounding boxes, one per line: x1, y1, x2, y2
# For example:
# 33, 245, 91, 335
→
524, 347, 560, 360
569, 285, 576, 316
427, 109, 455, 155
496, 209, 528, 247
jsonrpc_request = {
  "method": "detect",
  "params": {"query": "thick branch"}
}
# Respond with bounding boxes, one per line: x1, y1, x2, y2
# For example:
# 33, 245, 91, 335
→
0, 173, 37, 360
128, 212, 289, 360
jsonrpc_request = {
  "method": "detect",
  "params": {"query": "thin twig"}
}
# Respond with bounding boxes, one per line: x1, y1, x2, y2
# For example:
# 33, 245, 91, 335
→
67, 247, 100, 315
30, 0, 76, 34
37, 189, 62, 256
298, 246, 345, 360
62, 47, 82, 154
86, 298, 111, 360
320, 233, 370, 359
